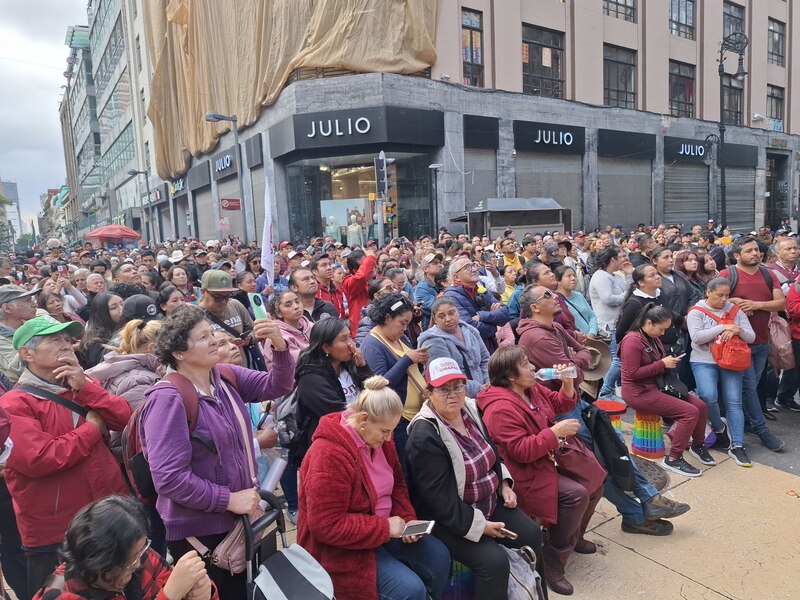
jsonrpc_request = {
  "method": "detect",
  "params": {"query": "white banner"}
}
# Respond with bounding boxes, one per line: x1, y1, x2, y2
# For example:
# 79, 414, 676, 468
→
260, 176, 275, 284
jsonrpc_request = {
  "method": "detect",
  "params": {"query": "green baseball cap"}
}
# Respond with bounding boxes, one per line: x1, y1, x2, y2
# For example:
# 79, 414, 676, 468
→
13, 315, 84, 351
200, 269, 237, 293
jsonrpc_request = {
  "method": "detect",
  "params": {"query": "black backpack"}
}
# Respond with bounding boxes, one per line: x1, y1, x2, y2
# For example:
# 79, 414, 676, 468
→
582, 403, 634, 492
726, 264, 773, 295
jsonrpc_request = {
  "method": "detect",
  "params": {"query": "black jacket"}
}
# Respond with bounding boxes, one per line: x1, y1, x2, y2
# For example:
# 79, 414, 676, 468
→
405, 404, 507, 540
291, 358, 371, 466
615, 292, 680, 345
305, 298, 338, 323
659, 270, 698, 319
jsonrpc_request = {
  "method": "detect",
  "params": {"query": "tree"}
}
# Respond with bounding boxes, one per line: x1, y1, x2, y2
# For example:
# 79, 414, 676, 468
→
15, 234, 34, 249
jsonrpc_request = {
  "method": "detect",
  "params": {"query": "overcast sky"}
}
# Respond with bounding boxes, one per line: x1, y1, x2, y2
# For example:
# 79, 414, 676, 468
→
0, 0, 88, 234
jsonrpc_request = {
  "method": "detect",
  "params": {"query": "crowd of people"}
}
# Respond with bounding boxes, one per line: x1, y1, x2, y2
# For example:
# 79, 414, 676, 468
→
0, 218, 796, 599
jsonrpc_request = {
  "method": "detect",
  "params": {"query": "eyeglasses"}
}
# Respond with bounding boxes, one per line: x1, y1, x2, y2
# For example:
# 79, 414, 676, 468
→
432, 383, 465, 397
126, 538, 151, 571
207, 292, 232, 301
456, 263, 478, 274
531, 290, 555, 304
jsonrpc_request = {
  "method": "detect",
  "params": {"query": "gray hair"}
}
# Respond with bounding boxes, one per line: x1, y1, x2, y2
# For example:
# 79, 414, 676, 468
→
74, 268, 90, 279
86, 273, 106, 287
519, 284, 539, 318
771, 237, 797, 255
448, 257, 471, 279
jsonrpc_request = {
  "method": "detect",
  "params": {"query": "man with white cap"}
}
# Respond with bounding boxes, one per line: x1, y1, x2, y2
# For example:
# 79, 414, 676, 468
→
0, 284, 41, 384
413, 251, 444, 329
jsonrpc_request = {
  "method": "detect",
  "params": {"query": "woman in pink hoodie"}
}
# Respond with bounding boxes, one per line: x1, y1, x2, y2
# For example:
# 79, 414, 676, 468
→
262, 290, 313, 369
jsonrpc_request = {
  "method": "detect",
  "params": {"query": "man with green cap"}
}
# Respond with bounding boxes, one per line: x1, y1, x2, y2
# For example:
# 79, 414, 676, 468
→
0, 315, 132, 596
197, 268, 255, 341
0, 284, 41, 384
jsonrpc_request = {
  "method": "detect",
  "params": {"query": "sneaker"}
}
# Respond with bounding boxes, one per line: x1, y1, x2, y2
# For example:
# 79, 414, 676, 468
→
285, 509, 298, 525
642, 494, 691, 521
766, 399, 781, 412
712, 424, 731, 450
688, 445, 716, 466
759, 430, 785, 452
728, 446, 752, 467
621, 519, 674, 536
662, 456, 702, 477
775, 398, 800, 412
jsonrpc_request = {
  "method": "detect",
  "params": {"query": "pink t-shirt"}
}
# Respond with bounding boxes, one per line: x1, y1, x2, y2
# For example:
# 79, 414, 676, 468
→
341, 412, 394, 517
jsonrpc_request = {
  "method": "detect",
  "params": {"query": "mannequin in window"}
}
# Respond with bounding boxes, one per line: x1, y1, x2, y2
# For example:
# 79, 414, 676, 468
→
325, 216, 339, 241
347, 214, 363, 247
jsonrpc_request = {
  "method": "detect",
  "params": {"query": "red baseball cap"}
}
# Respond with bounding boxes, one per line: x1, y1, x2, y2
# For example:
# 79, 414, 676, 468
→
426, 357, 467, 388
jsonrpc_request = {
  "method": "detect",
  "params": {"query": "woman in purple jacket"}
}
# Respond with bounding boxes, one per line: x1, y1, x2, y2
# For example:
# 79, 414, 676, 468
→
139, 305, 295, 597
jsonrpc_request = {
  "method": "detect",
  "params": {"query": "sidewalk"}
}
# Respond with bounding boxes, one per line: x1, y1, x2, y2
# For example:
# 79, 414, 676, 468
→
568, 448, 800, 600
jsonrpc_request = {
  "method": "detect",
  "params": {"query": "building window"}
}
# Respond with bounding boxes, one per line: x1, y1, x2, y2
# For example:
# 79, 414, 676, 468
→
721, 75, 743, 126
144, 141, 151, 172
768, 19, 785, 66
140, 88, 147, 123
767, 85, 784, 122
723, 3, 744, 38
522, 25, 564, 99
670, 0, 695, 40
603, 0, 636, 22
462, 10, 484, 87
603, 45, 636, 109
669, 61, 695, 118
135, 35, 142, 72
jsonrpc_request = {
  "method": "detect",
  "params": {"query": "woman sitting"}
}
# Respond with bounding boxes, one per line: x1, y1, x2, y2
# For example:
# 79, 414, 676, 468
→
38, 291, 85, 326
688, 277, 757, 467
298, 376, 450, 600
361, 293, 429, 463
355, 278, 404, 347
478, 347, 603, 595
406, 358, 544, 600
34, 496, 217, 600
140, 305, 294, 597
417, 297, 489, 397
619, 304, 711, 478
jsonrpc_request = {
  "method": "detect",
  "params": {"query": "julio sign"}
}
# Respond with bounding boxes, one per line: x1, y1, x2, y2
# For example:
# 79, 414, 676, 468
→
513, 121, 585, 154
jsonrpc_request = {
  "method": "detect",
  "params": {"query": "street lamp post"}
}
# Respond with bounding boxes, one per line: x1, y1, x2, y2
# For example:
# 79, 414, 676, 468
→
128, 169, 153, 245
205, 111, 249, 243
717, 32, 749, 228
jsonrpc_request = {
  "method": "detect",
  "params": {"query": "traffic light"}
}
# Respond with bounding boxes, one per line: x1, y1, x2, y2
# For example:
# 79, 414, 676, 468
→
385, 202, 396, 223
373, 151, 396, 196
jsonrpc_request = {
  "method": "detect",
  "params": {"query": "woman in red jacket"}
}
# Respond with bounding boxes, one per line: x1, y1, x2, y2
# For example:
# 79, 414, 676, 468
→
619, 303, 711, 479
298, 375, 450, 600
478, 346, 604, 596
34, 496, 217, 600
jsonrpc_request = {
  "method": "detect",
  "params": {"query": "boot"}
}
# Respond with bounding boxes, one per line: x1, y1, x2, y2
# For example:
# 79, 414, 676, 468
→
544, 562, 574, 596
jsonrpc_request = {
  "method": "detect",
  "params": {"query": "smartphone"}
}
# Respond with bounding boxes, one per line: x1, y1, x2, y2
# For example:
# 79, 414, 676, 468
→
674, 353, 686, 359
401, 521, 435, 537
248, 292, 269, 320
499, 527, 519, 540
57, 265, 69, 277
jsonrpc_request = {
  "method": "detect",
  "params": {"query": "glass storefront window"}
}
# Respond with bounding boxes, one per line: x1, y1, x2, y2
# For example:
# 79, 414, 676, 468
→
285, 152, 432, 246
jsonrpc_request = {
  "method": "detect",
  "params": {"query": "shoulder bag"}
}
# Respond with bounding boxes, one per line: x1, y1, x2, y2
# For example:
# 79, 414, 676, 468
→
554, 435, 607, 493
641, 337, 689, 400
187, 379, 266, 575
688, 305, 752, 371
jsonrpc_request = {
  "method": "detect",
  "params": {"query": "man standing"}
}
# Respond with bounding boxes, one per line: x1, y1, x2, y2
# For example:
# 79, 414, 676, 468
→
197, 269, 254, 339
413, 252, 444, 330
444, 257, 509, 352
111, 261, 142, 285
342, 247, 377, 336
517, 285, 687, 536
768, 237, 800, 293
720, 238, 785, 451
1, 316, 131, 595
290, 267, 338, 322
311, 256, 346, 319
697, 232, 726, 272
0, 285, 41, 384
499, 237, 523, 270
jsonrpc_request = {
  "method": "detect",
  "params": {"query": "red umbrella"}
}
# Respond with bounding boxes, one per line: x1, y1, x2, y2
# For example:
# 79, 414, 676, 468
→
84, 225, 142, 241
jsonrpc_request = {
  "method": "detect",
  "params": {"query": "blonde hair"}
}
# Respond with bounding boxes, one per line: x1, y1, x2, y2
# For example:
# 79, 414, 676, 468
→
347, 375, 403, 427
113, 319, 163, 354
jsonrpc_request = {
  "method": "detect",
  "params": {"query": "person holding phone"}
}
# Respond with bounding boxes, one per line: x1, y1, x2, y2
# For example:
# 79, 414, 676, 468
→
478, 347, 603, 596
619, 303, 711, 478
260, 290, 313, 370
298, 375, 450, 600
405, 358, 544, 600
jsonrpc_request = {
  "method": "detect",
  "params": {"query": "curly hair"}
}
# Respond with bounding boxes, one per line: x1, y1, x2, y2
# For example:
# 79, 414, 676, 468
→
153, 304, 208, 368
60, 496, 149, 586
268, 289, 298, 319
366, 292, 413, 325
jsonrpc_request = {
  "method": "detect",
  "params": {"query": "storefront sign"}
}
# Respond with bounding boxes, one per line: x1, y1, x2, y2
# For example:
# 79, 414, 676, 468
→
171, 178, 187, 197
463, 115, 499, 149
219, 217, 230, 231
212, 148, 238, 181
720, 143, 758, 168
664, 137, 710, 163
188, 162, 211, 191
269, 106, 444, 157
513, 121, 585, 154
221, 197, 241, 211
598, 130, 656, 159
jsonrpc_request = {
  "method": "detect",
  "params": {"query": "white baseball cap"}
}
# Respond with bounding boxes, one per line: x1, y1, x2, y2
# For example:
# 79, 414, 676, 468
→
425, 357, 467, 387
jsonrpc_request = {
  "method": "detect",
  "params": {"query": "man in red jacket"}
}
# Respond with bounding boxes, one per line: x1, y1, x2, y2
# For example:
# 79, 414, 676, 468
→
342, 247, 377, 337
0, 316, 132, 597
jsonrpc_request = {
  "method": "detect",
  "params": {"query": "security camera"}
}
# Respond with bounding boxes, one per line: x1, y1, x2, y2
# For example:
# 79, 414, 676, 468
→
752, 113, 765, 121
512, 149, 517, 156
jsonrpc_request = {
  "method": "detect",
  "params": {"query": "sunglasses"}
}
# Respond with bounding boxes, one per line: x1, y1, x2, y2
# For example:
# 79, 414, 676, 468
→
207, 292, 232, 301
531, 290, 555, 304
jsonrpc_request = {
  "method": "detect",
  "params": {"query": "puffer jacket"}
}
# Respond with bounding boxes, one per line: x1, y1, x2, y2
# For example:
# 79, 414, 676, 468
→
417, 323, 489, 397
443, 285, 509, 351
86, 351, 161, 462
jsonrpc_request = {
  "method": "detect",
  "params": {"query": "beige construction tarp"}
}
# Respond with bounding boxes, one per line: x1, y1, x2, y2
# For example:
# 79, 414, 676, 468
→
144, 0, 439, 180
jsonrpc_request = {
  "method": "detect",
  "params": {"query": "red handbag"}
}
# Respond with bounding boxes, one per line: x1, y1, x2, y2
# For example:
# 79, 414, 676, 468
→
689, 305, 752, 371
554, 436, 608, 492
